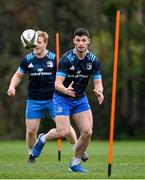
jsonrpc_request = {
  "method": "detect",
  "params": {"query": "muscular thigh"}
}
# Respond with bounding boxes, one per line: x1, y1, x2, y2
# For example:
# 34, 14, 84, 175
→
55, 116, 71, 131
72, 109, 93, 132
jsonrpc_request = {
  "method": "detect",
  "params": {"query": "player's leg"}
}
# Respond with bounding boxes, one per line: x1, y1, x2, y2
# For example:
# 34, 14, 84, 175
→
31, 124, 78, 158
32, 115, 71, 158
73, 109, 93, 158
43, 124, 77, 144
66, 125, 88, 162
25, 99, 44, 163
69, 109, 93, 172
66, 125, 77, 147
31, 99, 61, 150
69, 96, 92, 172
26, 119, 40, 162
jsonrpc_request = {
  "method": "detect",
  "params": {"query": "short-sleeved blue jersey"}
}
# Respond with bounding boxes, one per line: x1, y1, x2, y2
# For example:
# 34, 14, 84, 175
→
56, 49, 102, 98
18, 50, 56, 100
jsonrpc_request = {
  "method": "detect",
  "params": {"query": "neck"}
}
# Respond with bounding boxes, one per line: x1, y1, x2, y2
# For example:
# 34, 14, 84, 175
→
35, 50, 48, 58
73, 48, 88, 60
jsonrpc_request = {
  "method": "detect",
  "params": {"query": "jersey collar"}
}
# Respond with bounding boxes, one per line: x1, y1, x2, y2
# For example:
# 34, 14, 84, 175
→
73, 48, 89, 60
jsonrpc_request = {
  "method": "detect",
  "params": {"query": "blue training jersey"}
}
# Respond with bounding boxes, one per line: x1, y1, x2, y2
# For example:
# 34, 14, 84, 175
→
56, 49, 102, 99
18, 50, 56, 100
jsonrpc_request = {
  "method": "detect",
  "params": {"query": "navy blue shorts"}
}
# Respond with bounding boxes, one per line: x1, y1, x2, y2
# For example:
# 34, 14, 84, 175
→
53, 94, 90, 116
25, 99, 54, 120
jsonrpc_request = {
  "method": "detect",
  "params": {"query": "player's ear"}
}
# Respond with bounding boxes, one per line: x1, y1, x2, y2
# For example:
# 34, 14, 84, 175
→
88, 38, 90, 44
73, 38, 75, 44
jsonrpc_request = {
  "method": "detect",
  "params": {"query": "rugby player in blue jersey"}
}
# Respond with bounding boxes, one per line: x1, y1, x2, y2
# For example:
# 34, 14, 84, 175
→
53, 28, 104, 172
7, 30, 81, 163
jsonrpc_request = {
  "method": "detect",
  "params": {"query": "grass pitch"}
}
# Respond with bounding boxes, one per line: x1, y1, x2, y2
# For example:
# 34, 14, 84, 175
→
0, 140, 145, 179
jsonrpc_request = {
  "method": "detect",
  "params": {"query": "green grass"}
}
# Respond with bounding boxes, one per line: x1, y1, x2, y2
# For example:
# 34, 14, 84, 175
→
0, 140, 145, 179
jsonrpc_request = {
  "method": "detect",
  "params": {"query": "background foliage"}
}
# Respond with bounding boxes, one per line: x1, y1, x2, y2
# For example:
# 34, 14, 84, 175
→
0, 0, 145, 140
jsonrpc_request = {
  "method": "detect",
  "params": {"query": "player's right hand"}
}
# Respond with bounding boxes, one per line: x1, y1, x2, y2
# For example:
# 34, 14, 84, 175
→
64, 81, 76, 97
7, 87, 16, 96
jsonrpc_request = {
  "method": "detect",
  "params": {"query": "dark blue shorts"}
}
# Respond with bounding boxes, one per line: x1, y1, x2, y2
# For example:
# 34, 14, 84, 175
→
53, 94, 90, 116
25, 99, 54, 120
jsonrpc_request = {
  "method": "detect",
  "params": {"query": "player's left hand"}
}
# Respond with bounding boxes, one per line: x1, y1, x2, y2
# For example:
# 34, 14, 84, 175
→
93, 89, 104, 105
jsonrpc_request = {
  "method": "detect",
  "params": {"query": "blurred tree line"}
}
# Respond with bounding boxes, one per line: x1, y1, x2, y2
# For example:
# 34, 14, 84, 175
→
0, 0, 145, 140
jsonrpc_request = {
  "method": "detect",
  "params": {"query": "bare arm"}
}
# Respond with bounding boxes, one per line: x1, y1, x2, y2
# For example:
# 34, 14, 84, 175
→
7, 70, 24, 96
93, 79, 104, 105
55, 76, 76, 97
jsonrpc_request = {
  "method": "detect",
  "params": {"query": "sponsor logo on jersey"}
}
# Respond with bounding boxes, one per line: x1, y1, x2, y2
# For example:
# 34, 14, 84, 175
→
37, 68, 43, 72
67, 74, 89, 78
30, 72, 52, 76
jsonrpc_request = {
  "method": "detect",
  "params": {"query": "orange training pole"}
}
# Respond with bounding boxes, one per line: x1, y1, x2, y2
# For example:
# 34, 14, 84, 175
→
108, 10, 120, 177
56, 32, 62, 161
56, 33, 60, 68
57, 138, 62, 161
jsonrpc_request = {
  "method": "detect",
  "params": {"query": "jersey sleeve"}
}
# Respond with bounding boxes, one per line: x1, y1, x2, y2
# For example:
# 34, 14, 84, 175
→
17, 57, 28, 74
92, 57, 102, 80
56, 55, 70, 78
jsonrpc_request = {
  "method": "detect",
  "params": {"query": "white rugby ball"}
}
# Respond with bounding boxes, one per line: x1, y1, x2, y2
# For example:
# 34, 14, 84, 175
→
20, 29, 38, 49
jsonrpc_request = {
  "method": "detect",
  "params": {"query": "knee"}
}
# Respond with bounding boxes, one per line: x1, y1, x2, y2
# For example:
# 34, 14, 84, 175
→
82, 128, 92, 138
26, 127, 37, 136
57, 128, 70, 138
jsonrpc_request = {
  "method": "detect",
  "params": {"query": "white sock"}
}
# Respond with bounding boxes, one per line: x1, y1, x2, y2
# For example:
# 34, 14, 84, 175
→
72, 144, 76, 152
71, 157, 81, 166
28, 149, 32, 155
40, 134, 46, 143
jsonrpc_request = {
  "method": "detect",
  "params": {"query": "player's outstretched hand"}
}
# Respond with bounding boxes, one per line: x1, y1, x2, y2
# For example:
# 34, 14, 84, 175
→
64, 81, 76, 97
93, 89, 104, 105
7, 87, 16, 96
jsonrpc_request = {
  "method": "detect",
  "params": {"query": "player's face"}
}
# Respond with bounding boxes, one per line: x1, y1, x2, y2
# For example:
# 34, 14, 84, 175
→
33, 36, 47, 55
73, 35, 90, 53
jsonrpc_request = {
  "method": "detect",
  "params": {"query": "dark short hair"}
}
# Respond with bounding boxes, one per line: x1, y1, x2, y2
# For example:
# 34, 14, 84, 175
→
73, 28, 89, 38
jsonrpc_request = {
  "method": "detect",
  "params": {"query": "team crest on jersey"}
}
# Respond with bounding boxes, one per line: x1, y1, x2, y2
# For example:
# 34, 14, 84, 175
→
86, 63, 92, 70
47, 61, 53, 68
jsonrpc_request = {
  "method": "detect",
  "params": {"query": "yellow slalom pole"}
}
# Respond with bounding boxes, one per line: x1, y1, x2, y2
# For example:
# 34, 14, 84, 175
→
108, 10, 120, 177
